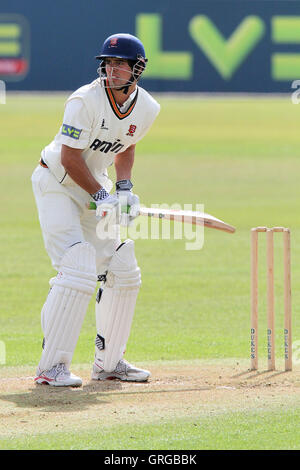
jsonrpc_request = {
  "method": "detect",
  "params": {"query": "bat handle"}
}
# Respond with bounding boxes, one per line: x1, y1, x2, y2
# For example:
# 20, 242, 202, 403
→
89, 201, 97, 210
88, 201, 130, 213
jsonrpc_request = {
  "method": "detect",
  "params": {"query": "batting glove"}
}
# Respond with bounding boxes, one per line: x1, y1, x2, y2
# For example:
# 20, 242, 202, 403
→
90, 188, 119, 218
115, 179, 140, 226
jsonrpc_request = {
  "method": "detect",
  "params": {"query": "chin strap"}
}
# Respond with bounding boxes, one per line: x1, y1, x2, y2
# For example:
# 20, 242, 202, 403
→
118, 73, 135, 94
120, 84, 130, 95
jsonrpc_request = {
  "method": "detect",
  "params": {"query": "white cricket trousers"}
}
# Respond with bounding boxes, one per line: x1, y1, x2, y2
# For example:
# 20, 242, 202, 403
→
31, 165, 119, 274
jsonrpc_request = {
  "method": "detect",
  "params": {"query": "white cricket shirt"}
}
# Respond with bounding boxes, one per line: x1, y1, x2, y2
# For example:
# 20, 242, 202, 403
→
41, 78, 160, 191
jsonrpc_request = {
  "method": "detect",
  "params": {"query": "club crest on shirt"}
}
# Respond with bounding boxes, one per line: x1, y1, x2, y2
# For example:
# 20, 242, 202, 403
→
126, 124, 137, 137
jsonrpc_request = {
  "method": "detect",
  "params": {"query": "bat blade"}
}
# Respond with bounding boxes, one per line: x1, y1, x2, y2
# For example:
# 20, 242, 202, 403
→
138, 207, 236, 234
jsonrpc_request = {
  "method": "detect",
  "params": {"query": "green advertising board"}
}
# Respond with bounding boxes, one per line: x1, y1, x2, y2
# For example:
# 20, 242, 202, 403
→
0, 0, 299, 91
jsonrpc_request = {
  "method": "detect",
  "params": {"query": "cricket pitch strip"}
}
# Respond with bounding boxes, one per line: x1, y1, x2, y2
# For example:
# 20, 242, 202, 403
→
0, 359, 299, 442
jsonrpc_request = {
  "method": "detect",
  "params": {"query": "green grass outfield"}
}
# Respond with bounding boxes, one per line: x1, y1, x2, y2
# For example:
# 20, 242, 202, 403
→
0, 93, 300, 450
2, 406, 300, 450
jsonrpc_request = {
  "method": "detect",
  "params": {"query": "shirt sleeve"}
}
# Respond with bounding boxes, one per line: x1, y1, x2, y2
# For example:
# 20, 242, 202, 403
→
57, 97, 92, 149
135, 102, 160, 143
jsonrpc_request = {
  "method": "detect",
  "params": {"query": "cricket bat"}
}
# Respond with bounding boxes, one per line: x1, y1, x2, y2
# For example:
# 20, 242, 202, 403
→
88, 202, 235, 233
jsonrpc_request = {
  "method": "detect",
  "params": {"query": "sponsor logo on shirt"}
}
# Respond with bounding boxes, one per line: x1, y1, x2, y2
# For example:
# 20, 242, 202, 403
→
61, 124, 82, 139
101, 119, 108, 130
90, 138, 124, 154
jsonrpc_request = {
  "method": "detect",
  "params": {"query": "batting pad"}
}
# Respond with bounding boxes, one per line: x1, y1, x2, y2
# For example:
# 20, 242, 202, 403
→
38, 242, 97, 373
95, 239, 141, 372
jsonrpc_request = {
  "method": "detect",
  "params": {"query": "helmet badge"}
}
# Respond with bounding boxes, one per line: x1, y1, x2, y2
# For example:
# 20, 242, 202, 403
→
109, 38, 118, 47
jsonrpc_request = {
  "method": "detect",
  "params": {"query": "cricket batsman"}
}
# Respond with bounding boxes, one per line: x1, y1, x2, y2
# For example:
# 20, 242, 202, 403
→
31, 33, 160, 387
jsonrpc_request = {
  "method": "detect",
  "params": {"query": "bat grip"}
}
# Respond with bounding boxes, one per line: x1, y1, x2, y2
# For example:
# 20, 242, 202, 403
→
88, 201, 130, 213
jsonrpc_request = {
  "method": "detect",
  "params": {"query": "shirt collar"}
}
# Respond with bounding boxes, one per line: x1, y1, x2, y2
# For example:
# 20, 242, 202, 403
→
118, 88, 138, 112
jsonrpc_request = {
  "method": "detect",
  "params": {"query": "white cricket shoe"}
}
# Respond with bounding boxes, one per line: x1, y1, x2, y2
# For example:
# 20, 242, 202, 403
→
34, 363, 82, 387
92, 358, 150, 382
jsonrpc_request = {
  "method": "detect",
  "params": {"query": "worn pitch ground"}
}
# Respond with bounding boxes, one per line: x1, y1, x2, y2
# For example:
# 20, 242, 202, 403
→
0, 360, 299, 438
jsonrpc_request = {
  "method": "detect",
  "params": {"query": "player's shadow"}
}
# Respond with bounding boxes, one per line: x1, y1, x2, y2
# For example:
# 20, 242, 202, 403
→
0, 380, 122, 413
231, 369, 291, 383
